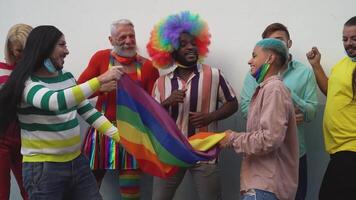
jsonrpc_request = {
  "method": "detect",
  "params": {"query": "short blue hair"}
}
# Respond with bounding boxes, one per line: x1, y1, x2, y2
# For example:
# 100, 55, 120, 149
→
256, 38, 288, 65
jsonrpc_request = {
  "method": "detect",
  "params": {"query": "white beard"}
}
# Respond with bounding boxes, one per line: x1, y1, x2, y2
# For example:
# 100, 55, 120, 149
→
113, 45, 137, 57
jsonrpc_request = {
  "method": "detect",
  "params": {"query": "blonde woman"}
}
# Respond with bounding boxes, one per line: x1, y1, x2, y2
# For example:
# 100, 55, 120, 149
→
0, 23, 32, 200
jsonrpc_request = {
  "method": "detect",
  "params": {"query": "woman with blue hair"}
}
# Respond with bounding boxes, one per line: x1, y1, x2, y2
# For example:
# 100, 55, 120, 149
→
221, 38, 299, 200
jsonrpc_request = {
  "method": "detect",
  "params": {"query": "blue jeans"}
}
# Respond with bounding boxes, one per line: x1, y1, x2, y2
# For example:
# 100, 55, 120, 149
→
241, 189, 278, 200
22, 154, 102, 200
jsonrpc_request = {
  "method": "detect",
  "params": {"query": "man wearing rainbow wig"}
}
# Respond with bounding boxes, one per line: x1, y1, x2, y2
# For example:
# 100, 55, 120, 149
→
147, 11, 238, 200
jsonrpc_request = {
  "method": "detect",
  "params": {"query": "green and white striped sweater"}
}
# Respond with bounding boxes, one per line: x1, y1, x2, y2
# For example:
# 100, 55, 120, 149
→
18, 70, 119, 162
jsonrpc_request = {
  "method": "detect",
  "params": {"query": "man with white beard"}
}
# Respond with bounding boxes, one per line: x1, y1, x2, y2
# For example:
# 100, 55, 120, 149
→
78, 19, 159, 200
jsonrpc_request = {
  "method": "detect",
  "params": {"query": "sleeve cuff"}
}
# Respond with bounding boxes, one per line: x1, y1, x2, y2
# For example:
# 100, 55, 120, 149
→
88, 78, 101, 92
111, 132, 120, 143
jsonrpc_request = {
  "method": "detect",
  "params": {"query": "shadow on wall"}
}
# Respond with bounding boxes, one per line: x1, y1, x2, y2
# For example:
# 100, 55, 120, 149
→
10, 107, 329, 200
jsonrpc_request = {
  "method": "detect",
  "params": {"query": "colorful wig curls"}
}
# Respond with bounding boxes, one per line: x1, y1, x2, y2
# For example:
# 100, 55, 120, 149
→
147, 11, 211, 68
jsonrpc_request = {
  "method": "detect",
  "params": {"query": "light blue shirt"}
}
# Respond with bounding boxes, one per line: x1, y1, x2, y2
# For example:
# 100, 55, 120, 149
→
240, 59, 318, 157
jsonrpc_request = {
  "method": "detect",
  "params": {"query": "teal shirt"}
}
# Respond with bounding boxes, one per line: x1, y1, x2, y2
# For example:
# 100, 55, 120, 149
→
240, 59, 318, 157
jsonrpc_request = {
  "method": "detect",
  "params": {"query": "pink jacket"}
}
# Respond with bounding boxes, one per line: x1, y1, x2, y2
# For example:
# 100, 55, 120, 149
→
232, 75, 299, 200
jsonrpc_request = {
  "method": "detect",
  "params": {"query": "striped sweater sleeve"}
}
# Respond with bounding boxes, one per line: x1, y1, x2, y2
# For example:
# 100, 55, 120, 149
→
77, 100, 120, 142
22, 78, 100, 111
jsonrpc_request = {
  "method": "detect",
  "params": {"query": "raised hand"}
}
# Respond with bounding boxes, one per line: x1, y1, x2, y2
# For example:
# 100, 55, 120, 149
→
306, 47, 321, 67
162, 89, 187, 107
306, 46, 328, 95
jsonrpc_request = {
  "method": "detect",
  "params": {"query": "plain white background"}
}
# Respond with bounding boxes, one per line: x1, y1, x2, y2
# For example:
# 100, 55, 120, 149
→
1, 0, 354, 96
1, 0, 355, 199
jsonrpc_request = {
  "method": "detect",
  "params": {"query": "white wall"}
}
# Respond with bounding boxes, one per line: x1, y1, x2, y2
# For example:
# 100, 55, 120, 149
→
1, 0, 354, 97
1, 0, 355, 199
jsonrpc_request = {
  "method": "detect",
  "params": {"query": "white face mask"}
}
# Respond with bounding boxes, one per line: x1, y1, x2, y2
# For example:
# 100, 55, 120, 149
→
44, 58, 57, 73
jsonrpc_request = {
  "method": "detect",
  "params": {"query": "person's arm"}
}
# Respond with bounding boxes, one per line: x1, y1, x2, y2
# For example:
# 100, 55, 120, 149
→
190, 98, 238, 128
306, 47, 328, 96
190, 70, 238, 128
230, 87, 290, 155
78, 51, 112, 97
151, 75, 187, 110
23, 67, 122, 111
240, 72, 258, 119
160, 89, 186, 109
212, 99, 238, 121
289, 69, 318, 123
77, 100, 119, 142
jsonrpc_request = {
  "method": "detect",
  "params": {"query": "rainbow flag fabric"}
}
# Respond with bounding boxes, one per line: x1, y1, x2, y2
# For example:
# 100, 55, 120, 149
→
116, 75, 225, 178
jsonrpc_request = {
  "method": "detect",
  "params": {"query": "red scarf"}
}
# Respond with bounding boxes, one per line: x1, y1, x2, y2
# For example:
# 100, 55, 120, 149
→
111, 52, 137, 65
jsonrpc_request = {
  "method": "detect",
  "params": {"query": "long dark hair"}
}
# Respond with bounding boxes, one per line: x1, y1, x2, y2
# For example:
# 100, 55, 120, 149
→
0, 25, 63, 134
344, 16, 356, 101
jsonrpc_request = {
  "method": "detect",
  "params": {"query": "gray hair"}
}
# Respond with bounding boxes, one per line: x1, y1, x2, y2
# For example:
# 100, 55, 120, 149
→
111, 19, 134, 36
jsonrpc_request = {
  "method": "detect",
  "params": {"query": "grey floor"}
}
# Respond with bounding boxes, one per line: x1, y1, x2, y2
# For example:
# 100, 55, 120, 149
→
10, 106, 329, 200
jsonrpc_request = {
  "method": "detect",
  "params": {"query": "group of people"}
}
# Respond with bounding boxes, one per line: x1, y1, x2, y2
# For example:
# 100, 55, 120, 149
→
0, 11, 355, 200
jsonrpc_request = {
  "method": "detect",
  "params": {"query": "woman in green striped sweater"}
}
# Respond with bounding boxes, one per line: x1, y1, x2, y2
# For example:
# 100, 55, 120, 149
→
0, 25, 123, 200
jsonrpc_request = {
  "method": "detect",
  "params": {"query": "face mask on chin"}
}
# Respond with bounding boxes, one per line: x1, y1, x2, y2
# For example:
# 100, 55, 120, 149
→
252, 57, 271, 84
252, 63, 270, 84
44, 58, 58, 73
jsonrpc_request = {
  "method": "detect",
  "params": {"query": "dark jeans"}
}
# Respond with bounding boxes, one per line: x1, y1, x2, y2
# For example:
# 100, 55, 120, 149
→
319, 151, 356, 200
295, 154, 307, 200
22, 154, 102, 200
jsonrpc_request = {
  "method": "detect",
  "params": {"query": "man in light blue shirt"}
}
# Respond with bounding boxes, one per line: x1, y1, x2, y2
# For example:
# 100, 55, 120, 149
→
240, 23, 318, 200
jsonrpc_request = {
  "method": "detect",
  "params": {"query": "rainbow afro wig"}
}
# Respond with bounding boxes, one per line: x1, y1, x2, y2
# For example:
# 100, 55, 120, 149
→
147, 11, 211, 68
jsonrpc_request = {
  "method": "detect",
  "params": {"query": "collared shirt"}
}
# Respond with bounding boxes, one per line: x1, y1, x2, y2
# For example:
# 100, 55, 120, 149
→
152, 63, 236, 137
240, 59, 318, 156
233, 75, 299, 200
324, 57, 356, 154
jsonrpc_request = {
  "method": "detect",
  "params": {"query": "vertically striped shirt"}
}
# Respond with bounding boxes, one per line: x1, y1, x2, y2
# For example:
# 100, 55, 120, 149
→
18, 70, 119, 162
152, 64, 236, 136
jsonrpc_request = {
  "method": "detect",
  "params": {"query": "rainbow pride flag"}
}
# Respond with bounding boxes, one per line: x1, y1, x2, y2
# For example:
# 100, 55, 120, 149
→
116, 75, 225, 178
